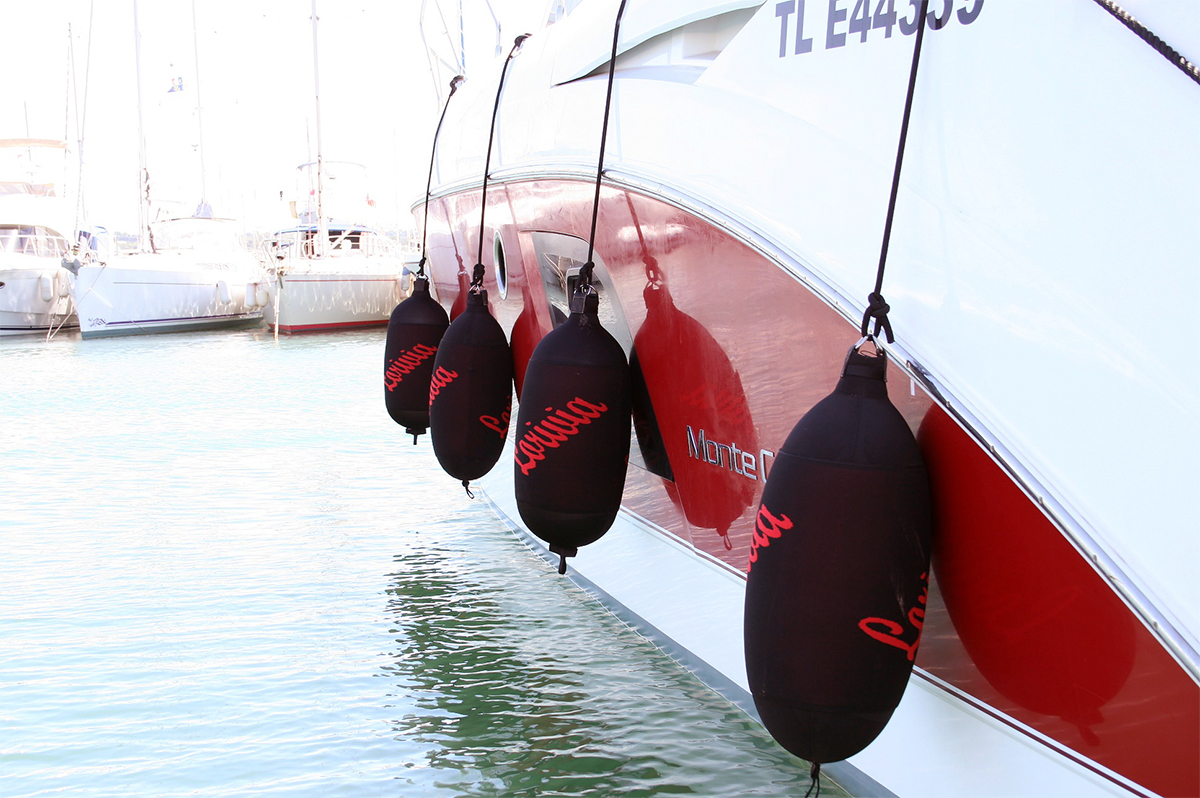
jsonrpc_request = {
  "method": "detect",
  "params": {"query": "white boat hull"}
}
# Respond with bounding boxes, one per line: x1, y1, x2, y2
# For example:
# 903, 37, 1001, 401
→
74, 257, 263, 338
0, 261, 76, 336
265, 269, 403, 334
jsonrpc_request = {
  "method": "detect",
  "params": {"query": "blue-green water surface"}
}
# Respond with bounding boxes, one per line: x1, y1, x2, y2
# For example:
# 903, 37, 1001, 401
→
1, 328, 833, 797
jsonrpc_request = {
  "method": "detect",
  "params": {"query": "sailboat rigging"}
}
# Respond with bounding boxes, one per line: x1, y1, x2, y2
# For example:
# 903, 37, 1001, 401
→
70, 0, 266, 338
260, 0, 406, 335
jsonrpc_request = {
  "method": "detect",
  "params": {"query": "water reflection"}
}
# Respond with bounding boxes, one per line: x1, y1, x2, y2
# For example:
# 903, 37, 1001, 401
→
2, 327, 839, 798
381, 531, 833, 796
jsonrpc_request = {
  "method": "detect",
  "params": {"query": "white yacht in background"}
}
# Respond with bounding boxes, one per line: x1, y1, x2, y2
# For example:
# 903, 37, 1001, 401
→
73, 210, 265, 338
263, 3, 404, 335
263, 161, 404, 334
0, 138, 78, 336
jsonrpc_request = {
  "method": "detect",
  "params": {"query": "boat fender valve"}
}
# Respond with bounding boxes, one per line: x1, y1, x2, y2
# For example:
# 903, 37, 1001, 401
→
384, 270, 450, 443
514, 287, 631, 574
743, 339, 932, 771
428, 288, 513, 495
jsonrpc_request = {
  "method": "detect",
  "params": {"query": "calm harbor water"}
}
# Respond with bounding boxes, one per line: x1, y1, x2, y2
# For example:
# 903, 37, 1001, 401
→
1, 327, 836, 797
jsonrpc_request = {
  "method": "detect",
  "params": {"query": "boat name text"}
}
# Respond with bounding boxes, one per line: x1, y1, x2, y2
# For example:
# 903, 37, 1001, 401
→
775, 0, 983, 58
686, 426, 773, 482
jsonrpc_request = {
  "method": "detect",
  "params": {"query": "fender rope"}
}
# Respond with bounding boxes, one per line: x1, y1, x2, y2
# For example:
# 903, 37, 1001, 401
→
417, 75, 464, 279
473, 35, 530, 290
579, 0, 629, 293
863, 0, 930, 343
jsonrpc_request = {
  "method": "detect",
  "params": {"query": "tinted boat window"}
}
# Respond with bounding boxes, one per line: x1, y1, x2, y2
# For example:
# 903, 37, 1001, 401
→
530, 231, 631, 353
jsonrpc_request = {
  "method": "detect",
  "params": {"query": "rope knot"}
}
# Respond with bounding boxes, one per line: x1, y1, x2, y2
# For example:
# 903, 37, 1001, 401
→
578, 260, 596, 291
859, 291, 895, 343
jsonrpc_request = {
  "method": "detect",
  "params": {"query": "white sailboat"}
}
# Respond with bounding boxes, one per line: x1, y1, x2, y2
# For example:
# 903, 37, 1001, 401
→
72, 0, 265, 339
262, 1, 404, 335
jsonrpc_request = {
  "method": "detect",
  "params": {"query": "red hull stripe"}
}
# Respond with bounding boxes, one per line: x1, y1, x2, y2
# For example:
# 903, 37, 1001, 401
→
282, 278, 397, 283
273, 319, 388, 332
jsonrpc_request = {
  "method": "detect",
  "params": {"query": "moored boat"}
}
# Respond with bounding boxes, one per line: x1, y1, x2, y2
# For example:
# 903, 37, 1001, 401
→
262, 226, 406, 334
413, 1, 1199, 796
73, 214, 265, 338
0, 138, 78, 336
262, 163, 405, 334
263, 3, 405, 334
72, 0, 265, 340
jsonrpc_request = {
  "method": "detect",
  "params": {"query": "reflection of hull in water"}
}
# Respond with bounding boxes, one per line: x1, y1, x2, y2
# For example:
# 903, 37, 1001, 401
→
416, 2, 1199, 796
74, 257, 263, 339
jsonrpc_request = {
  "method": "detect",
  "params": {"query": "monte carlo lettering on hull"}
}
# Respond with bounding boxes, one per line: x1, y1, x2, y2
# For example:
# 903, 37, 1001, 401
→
686, 426, 773, 482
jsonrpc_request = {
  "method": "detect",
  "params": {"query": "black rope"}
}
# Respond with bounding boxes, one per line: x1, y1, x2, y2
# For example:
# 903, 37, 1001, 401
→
473, 35, 531, 291
579, 0, 629, 293
418, 75, 464, 279
862, 0, 930, 344
803, 763, 821, 798
1090, 0, 1200, 86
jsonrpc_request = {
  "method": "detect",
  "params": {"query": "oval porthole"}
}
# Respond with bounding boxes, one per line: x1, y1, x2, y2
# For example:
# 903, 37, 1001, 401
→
493, 232, 508, 300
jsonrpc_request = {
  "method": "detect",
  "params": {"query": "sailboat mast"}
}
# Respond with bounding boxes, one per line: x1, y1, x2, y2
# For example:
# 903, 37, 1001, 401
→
191, 0, 208, 211
66, 24, 77, 236
310, 0, 326, 257
132, 0, 149, 251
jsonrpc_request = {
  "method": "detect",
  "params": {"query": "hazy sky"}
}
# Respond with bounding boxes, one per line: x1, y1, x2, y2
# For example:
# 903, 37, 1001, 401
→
3, 0, 546, 233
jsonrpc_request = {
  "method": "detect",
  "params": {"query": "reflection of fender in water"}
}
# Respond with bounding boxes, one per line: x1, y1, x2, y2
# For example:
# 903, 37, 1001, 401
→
632, 280, 757, 543
918, 406, 1135, 745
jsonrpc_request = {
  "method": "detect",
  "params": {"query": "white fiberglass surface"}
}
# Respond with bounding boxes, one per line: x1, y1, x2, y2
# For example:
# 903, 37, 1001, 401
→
73, 263, 260, 331
854, 677, 1138, 798
436, 0, 1200, 654
704, 1, 1200, 651
883, 2, 1199, 649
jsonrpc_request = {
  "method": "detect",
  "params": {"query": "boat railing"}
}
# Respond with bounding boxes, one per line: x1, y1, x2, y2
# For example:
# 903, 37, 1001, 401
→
264, 227, 396, 266
0, 225, 71, 258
